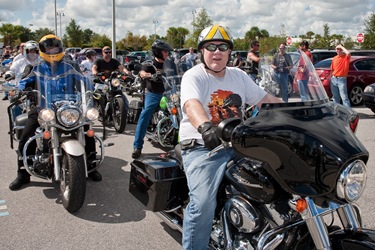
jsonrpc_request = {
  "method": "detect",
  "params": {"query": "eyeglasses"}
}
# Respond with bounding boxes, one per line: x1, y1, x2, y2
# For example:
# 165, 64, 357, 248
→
204, 43, 229, 52
279, 47, 285, 50
103, 51, 112, 54
254, 44, 260, 47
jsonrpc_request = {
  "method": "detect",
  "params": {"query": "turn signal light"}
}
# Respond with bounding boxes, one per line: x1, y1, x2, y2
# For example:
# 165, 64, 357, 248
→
87, 129, 95, 137
296, 198, 307, 213
349, 116, 359, 133
43, 131, 51, 139
170, 107, 178, 115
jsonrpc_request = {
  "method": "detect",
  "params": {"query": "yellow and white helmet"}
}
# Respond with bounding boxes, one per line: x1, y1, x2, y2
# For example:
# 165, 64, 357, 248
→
197, 25, 233, 50
39, 34, 64, 63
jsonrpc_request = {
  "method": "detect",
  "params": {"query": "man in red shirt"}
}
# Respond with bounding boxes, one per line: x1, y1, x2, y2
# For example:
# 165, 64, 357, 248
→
330, 44, 351, 108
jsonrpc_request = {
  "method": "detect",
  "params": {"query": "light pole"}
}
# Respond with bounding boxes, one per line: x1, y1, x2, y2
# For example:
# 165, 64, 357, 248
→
153, 19, 158, 41
56, 11, 65, 37
54, 0, 57, 35
191, 10, 197, 33
29, 24, 33, 40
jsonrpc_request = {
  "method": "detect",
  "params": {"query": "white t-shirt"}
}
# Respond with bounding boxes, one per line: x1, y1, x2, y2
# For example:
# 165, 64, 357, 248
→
80, 59, 94, 76
179, 63, 267, 143
10, 57, 39, 85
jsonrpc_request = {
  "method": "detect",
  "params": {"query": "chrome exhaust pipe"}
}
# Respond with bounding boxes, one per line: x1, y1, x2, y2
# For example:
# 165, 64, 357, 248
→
156, 211, 183, 233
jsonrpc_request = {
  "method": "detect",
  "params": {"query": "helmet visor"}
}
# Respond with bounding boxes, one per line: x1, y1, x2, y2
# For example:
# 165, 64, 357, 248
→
39, 38, 63, 54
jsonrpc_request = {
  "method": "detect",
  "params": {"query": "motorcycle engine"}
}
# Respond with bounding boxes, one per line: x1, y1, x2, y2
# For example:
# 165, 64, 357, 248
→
224, 196, 263, 233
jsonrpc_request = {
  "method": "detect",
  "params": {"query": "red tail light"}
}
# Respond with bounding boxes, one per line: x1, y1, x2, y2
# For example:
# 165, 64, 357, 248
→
125, 57, 129, 63
349, 115, 359, 133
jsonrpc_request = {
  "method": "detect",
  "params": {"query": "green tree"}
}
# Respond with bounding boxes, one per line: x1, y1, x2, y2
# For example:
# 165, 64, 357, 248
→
90, 33, 112, 48
185, 8, 213, 48
117, 31, 147, 51
0, 23, 22, 46
65, 19, 84, 47
166, 27, 189, 48
34, 28, 55, 42
83, 29, 96, 45
363, 12, 375, 49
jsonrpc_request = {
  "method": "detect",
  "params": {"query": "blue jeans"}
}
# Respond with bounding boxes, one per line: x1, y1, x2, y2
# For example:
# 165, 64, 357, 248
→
298, 80, 309, 101
330, 76, 351, 108
274, 72, 289, 102
133, 91, 163, 149
181, 146, 236, 250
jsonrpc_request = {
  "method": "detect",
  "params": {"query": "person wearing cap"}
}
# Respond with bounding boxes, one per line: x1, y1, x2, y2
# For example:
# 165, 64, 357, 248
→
330, 44, 351, 108
91, 46, 130, 77
179, 24, 282, 249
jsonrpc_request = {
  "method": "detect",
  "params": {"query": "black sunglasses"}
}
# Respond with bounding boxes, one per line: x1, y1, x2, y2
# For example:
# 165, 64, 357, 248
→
204, 43, 229, 52
103, 51, 112, 54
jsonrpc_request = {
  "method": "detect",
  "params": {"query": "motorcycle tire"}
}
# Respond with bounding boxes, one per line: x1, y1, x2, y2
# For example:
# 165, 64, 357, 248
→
59, 151, 86, 213
157, 117, 178, 148
113, 96, 128, 133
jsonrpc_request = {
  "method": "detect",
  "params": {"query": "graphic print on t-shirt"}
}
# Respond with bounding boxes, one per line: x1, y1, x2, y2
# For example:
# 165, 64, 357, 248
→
208, 89, 243, 126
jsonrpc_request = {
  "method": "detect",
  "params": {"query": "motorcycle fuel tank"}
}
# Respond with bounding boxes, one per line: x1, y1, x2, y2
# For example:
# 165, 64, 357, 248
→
225, 158, 279, 203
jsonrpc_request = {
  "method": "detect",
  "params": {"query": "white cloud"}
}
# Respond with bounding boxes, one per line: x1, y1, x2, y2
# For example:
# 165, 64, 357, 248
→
0, 0, 373, 43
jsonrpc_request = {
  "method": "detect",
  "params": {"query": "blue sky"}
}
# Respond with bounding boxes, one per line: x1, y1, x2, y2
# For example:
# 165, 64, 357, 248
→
0, 0, 374, 42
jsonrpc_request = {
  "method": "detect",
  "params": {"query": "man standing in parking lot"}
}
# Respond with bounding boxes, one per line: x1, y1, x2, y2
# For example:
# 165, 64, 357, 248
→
92, 46, 130, 77
181, 47, 197, 69
330, 44, 351, 108
246, 40, 261, 81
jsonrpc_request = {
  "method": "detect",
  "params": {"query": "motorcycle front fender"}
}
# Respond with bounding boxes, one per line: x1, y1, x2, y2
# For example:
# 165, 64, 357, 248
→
61, 140, 85, 156
330, 229, 375, 249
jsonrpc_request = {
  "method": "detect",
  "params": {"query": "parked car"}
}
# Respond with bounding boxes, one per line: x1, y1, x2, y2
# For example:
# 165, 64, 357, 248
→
75, 47, 103, 64
124, 51, 152, 64
228, 50, 248, 66
314, 56, 375, 106
363, 83, 375, 113
310, 49, 337, 64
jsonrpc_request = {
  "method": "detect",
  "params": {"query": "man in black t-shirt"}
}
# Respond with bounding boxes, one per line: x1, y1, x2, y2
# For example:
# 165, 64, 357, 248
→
92, 46, 130, 77
131, 40, 174, 159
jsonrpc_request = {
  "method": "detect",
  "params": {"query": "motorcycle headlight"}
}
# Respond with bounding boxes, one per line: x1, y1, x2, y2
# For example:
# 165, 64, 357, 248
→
86, 107, 99, 121
364, 85, 375, 93
337, 160, 367, 202
171, 93, 179, 103
111, 78, 121, 87
56, 105, 81, 127
39, 108, 55, 122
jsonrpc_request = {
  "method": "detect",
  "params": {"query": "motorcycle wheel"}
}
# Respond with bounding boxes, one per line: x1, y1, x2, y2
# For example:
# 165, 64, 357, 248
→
59, 151, 86, 213
157, 117, 178, 148
113, 96, 128, 133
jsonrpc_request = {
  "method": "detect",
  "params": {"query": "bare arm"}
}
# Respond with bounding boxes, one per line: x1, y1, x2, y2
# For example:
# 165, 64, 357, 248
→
184, 98, 211, 129
247, 51, 260, 62
91, 64, 98, 76
338, 44, 351, 57
118, 64, 130, 75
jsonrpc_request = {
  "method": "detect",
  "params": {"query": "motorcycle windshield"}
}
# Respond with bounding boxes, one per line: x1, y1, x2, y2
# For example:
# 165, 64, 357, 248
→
163, 57, 187, 92
34, 67, 92, 109
258, 49, 328, 103
231, 49, 368, 198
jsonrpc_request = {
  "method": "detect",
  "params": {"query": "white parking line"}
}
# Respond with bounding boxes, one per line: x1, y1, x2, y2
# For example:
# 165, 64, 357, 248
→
0, 200, 9, 217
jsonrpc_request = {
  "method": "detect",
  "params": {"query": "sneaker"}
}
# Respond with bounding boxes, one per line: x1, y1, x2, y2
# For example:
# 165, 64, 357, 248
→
9, 173, 30, 190
132, 148, 142, 159
88, 170, 102, 182
2, 96, 8, 101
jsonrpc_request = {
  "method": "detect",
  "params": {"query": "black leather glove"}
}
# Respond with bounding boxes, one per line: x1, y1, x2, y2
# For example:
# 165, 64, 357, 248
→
198, 122, 221, 150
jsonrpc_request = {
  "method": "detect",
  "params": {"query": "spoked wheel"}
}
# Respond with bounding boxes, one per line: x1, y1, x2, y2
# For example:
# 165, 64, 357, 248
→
113, 96, 128, 133
156, 117, 178, 148
59, 151, 86, 213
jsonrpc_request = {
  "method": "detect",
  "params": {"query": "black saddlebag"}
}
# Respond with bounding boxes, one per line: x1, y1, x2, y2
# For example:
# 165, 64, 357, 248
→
127, 100, 143, 123
129, 155, 185, 212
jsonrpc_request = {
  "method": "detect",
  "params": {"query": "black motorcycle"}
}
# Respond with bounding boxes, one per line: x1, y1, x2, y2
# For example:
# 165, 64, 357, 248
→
129, 51, 375, 249
93, 70, 129, 138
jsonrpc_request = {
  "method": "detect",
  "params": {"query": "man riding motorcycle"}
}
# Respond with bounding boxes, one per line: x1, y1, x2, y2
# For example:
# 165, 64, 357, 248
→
9, 34, 101, 191
179, 24, 282, 249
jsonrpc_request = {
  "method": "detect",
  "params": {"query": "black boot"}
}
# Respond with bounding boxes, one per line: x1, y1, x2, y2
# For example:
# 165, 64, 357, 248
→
9, 170, 30, 191
132, 148, 142, 159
